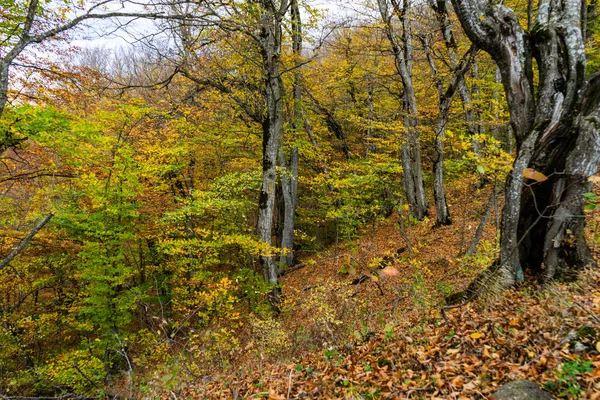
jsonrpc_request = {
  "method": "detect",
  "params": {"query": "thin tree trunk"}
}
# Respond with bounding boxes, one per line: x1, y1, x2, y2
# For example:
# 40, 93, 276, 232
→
256, 0, 288, 297
465, 189, 495, 256
278, 149, 295, 269
378, 0, 428, 220
0, 213, 54, 271
0, 61, 9, 118
277, 0, 304, 270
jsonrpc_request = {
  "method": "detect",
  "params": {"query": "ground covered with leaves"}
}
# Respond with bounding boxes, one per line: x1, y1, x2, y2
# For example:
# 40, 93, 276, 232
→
145, 181, 600, 399
178, 270, 600, 399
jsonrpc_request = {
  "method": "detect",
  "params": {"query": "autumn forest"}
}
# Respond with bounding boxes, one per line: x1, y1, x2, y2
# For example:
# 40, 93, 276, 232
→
1, 0, 600, 398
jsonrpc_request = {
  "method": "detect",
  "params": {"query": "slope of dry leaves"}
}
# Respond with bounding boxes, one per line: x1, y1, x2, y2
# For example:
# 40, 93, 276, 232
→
180, 270, 600, 399
167, 178, 600, 399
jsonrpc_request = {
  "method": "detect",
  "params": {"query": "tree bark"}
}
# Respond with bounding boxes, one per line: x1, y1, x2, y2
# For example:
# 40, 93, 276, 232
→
0, 61, 9, 118
256, 0, 288, 293
378, 0, 428, 220
276, 0, 303, 270
425, 2, 478, 226
451, 0, 600, 289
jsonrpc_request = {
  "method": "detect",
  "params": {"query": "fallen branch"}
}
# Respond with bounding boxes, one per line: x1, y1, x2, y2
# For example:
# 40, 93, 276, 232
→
279, 262, 307, 277
0, 213, 54, 271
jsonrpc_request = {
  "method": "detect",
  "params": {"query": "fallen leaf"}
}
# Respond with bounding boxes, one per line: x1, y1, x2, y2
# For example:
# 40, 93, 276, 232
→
380, 266, 400, 277
470, 332, 482, 339
268, 389, 285, 400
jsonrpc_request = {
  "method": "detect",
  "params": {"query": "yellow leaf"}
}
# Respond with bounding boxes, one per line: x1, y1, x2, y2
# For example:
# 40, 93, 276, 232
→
470, 332, 482, 339
589, 176, 600, 183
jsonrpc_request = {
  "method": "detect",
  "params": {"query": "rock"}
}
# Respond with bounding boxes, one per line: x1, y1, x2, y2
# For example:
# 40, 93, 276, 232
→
491, 380, 554, 400
564, 325, 597, 354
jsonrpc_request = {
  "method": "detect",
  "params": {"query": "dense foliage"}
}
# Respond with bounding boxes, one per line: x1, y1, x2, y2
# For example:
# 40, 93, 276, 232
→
0, 0, 599, 398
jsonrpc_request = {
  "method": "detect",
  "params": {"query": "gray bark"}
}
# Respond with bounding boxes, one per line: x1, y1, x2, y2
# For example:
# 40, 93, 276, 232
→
378, 0, 428, 220
0, 213, 54, 270
430, 0, 480, 155
451, 0, 600, 287
426, 2, 478, 226
256, 0, 288, 292
465, 189, 495, 256
421, 33, 476, 226
277, 0, 302, 270
278, 148, 296, 270
0, 61, 9, 118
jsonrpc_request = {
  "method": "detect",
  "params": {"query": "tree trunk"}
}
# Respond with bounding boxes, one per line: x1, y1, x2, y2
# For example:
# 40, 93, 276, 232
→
276, 0, 303, 270
378, 0, 428, 220
451, 0, 600, 289
425, 2, 478, 226
0, 61, 9, 118
277, 148, 297, 270
430, 0, 480, 156
256, 0, 288, 294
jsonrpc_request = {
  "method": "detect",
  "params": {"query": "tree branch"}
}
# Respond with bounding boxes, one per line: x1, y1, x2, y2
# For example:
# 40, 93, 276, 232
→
0, 213, 54, 270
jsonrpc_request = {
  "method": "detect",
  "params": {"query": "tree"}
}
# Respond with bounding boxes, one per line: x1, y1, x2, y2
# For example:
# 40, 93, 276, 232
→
277, 0, 301, 270
377, 0, 428, 220
0, 0, 194, 144
419, 31, 476, 226
166, 0, 290, 296
451, 0, 600, 287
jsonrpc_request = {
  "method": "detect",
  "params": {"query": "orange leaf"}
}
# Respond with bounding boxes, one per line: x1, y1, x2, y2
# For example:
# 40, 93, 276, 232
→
268, 389, 285, 400
523, 168, 548, 182
380, 266, 400, 277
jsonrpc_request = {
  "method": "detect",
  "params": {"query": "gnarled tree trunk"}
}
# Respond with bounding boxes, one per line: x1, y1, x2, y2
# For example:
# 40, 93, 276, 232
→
451, 0, 600, 288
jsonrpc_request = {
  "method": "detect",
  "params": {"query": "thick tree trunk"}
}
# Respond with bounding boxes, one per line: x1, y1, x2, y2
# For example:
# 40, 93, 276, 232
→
378, 0, 428, 220
451, 0, 600, 290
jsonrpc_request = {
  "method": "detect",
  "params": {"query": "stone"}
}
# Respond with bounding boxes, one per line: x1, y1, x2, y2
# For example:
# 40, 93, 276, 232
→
491, 380, 554, 400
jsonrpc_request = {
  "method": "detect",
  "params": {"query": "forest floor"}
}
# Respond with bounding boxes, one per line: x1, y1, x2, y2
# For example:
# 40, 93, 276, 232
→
162, 176, 600, 399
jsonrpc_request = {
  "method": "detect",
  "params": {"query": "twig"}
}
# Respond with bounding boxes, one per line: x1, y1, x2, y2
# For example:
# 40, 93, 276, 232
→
575, 301, 600, 324
286, 369, 293, 400
441, 289, 479, 324
385, 387, 435, 399
0, 213, 54, 270
278, 262, 307, 277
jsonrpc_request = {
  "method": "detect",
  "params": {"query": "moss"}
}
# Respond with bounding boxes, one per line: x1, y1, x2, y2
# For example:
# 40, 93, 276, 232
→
575, 325, 597, 341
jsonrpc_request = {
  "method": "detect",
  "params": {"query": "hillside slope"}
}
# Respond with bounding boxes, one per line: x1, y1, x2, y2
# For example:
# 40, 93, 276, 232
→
157, 178, 600, 399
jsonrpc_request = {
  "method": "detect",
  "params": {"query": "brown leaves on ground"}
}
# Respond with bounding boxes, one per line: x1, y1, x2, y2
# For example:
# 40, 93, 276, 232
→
181, 270, 600, 398
164, 180, 600, 399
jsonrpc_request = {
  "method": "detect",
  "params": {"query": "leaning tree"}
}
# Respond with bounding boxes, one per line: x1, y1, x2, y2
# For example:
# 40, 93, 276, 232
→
450, 0, 600, 288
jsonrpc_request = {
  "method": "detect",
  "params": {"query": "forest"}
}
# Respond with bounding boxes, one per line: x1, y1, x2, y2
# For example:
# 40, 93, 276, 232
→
1, 0, 600, 398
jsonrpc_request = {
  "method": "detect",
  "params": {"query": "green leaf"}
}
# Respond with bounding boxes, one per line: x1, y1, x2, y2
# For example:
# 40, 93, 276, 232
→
584, 192, 598, 200
585, 204, 597, 211
477, 165, 485, 175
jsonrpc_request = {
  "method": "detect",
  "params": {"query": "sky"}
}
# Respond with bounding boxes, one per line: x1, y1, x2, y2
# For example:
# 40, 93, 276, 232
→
70, 0, 349, 52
